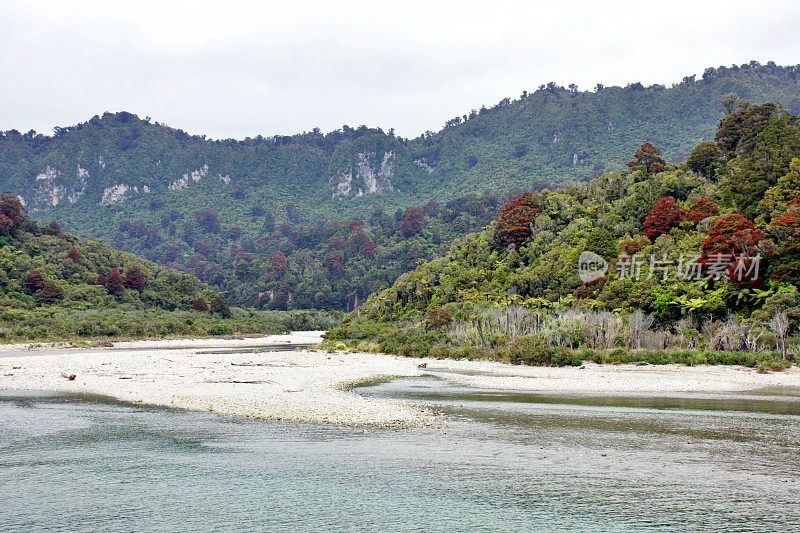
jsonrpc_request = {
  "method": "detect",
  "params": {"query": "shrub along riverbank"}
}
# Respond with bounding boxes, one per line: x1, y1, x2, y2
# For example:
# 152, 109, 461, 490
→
0, 307, 340, 343
324, 307, 792, 372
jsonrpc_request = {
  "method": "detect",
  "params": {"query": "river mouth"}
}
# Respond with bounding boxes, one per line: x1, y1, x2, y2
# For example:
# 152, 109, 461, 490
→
2, 375, 800, 531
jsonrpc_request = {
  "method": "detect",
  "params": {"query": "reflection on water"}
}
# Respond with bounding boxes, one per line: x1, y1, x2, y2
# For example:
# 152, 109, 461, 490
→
1, 375, 799, 532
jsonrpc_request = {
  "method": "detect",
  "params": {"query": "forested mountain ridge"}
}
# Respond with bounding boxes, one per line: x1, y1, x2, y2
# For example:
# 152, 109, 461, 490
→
2, 62, 799, 310
413, 62, 800, 196
328, 99, 800, 366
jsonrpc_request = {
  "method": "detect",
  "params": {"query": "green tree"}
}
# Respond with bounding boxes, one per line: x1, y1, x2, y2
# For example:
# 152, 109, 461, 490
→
685, 141, 721, 178
210, 294, 232, 318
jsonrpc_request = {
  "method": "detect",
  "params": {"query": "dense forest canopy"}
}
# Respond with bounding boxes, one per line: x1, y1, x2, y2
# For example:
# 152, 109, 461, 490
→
1, 62, 799, 310
0, 194, 338, 340
328, 97, 800, 366
0, 192, 221, 312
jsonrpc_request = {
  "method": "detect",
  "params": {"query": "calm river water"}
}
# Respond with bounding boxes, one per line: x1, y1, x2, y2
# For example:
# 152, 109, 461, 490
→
1, 376, 799, 532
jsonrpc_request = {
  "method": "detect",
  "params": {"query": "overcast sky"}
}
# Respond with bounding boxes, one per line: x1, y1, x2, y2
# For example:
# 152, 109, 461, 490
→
1, 0, 799, 139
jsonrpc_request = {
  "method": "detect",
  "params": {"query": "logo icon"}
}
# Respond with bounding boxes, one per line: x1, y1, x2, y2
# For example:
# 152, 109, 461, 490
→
578, 251, 608, 283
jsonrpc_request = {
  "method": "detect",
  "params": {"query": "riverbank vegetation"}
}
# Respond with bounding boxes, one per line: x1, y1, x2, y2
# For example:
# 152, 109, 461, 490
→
328, 98, 800, 368
0, 307, 339, 343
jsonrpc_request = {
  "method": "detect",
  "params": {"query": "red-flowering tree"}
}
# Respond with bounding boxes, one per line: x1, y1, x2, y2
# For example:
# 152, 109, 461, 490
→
266, 251, 288, 278
103, 268, 126, 297
617, 235, 651, 255
400, 207, 425, 238
422, 200, 440, 217
40, 281, 63, 302
67, 247, 83, 262
163, 244, 181, 263
702, 213, 764, 255
124, 265, 146, 291
627, 142, 666, 174
768, 208, 800, 283
643, 196, 685, 239
493, 192, 541, 249
0, 193, 25, 235
226, 226, 243, 241
685, 196, 720, 224
359, 239, 376, 257
194, 209, 220, 233
192, 298, 210, 312
345, 229, 370, 256
325, 250, 346, 277
23, 269, 45, 293
0, 213, 12, 236
348, 219, 365, 233
701, 212, 771, 286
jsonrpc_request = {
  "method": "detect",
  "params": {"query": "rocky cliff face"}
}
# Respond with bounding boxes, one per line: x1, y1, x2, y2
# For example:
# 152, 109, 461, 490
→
23, 163, 156, 210
331, 150, 396, 198
27, 165, 88, 211
18, 160, 222, 211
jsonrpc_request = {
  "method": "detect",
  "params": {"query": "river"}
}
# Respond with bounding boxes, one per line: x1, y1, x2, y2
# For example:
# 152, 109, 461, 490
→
1, 375, 798, 531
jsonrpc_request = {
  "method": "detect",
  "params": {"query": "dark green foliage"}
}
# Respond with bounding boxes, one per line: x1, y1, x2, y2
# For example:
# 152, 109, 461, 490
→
0, 203, 342, 341
585, 228, 617, 259
769, 208, 800, 283
2, 65, 799, 310
717, 104, 800, 217
210, 294, 232, 318
0, 307, 340, 343
686, 141, 721, 178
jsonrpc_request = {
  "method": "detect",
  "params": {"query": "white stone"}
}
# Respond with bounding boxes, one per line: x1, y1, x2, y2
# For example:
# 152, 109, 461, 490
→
35, 166, 58, 181
169, 164, 209, 190
100, 184, 130, 205
332, 151, 395, 198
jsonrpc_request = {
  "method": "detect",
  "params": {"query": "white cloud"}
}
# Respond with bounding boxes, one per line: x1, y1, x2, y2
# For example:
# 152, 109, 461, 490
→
0, 0, 798, 138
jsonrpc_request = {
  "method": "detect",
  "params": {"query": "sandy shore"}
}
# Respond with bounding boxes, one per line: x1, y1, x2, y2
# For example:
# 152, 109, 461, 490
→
1, 332, 798, 426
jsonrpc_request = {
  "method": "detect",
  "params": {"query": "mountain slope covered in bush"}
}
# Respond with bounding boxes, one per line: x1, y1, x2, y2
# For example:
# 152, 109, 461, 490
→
0, 194, 334, 340
328, 98, 800, 366
2, 62, 799, 310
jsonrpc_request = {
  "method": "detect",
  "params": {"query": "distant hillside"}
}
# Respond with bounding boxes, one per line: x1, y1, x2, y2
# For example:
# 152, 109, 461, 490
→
410, 62, 800, 196
1, 61, 799, 309
0, 193, 336, 341
0, 193, 220, 309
